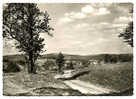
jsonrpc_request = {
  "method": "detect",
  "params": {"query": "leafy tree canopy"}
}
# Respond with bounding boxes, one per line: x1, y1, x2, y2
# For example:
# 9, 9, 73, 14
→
3, 3, 53, 73
119, 9, 133, 47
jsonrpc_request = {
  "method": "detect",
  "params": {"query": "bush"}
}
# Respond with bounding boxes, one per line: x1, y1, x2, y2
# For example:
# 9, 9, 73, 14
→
65, 61, 74, 70
3, 61, 20, 73
43, 61, 56, 70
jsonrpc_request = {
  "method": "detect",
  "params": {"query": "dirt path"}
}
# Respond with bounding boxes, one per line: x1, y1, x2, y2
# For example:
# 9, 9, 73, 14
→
64, 80, 116, 95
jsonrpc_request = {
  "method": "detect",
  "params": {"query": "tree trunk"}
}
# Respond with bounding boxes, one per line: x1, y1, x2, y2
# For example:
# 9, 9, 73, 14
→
28, 52, 36, 74
58, 65, 61, 73
27, 4, 36, 74
58, 64, 63, 74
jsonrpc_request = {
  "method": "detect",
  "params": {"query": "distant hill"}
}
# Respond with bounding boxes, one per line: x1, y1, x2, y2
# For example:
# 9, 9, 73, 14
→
40, 53, 85, 60
3, 53, 133, 62
3, 54, 25, 62
40, 53, 133, 62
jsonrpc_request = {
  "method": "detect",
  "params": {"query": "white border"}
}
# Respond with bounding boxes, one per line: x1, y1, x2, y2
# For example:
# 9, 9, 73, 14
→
0, 0, 135, 3
0, 0, 135, 99
1, 0, 136, 3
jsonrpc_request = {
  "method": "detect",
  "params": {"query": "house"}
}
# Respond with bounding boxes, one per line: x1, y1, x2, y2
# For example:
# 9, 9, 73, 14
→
88, 59, 99, 65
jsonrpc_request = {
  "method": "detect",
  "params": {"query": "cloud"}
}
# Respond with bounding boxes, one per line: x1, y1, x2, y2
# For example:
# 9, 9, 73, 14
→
91, 3, 113, 8
81, 5, 94, 14
74, 23, 90, 29
58, 4, 111, 25
58, 17, 73, 25
112, 23, 128, 28
4, 3, 133, 55
65, 12, 86, 19
94, 8, 110, 15
81, 4, 111, 16
58, 11, 86, 25
81, 5, 111, 16
90, 22, 112, 31
114, 16, 132, 24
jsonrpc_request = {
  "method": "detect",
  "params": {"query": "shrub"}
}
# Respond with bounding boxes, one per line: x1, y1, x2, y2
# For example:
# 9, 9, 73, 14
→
3, 61, 20, 73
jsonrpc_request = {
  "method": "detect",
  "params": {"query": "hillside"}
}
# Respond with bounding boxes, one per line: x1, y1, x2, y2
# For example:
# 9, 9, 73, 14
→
3, 53, 133, 96
40, 53, 133, 61
3, 53, 133, 63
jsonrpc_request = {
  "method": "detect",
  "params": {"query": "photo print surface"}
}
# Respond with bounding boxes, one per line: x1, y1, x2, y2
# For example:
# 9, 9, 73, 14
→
3, 3, 133, 96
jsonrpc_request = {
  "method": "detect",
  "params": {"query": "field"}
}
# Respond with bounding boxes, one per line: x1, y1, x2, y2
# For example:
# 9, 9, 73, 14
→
3, 54, 133, 96
78, 62, 133, 94
3, 71, 84, 96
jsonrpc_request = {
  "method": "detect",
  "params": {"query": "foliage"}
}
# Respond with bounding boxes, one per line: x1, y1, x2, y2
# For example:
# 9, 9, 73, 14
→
82, 60, 89, 67
66, 61, 74, 70
3, 3, 53, 73
69, 61, 74, 69
104, 54, 118, 63
43, 61, 56, 70
56, 52, 65, 73
103, 54, 132, 63
3, 61, 20, 73
119, 22, 133, 47
119, 9, 133, 47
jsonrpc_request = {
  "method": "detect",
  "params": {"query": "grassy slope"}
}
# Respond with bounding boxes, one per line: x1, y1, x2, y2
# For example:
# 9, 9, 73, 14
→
3, 54, 133, 96
3, 71, 72, 96
78, 62, 133, 93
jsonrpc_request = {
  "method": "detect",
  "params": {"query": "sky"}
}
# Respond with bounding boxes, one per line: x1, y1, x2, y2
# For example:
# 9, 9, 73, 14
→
3, 3, 133, 55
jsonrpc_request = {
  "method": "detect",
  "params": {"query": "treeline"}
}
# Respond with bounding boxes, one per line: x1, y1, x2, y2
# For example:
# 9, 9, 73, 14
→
3, 53, 133, 64
103, 54, 133, 63
3, 55, 25, 63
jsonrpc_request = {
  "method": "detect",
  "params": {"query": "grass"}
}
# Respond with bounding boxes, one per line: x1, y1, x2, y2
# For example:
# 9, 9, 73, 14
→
3, 71, 85, 96
32, 87, 84, 96
78, 62, 133, 94
3, 55, 133, 96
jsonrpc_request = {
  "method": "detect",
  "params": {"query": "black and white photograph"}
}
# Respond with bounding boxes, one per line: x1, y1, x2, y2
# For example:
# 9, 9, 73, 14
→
3, 3, 133, 96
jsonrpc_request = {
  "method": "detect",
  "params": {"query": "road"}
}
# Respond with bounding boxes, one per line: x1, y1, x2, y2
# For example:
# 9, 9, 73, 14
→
64, 80, 116, 95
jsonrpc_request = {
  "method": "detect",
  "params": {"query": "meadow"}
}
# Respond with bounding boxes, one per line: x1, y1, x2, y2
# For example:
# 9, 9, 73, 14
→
78, 62, 133, 95
3, 54, 133, 95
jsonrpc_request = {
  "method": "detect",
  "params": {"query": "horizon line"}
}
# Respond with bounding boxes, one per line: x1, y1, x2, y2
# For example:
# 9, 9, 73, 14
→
3, 52, 133, 56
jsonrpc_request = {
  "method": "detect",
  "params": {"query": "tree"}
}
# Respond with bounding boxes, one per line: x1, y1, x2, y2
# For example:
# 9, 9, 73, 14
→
119, 9, 133, 47
104, 54, 111, 63
66, 60, 74, 70
82, 59, 89, 67
3, 3, 53, 73
119, 22, 133, 47
69, 61, 74, 69
56, 52, 65, 73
